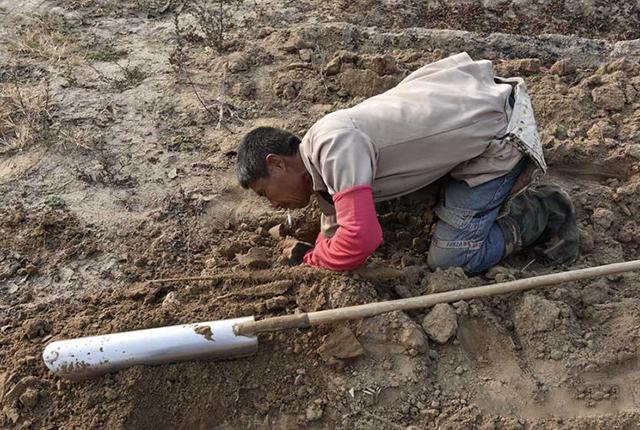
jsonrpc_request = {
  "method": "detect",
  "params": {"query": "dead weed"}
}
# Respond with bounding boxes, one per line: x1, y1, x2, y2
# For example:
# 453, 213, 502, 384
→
0, 80, 54, 154
8, 12, 82, 64
0, 79, 99, 153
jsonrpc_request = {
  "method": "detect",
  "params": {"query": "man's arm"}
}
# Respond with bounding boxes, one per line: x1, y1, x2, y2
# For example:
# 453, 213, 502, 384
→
303, 185, 383, 271
300, 127, 382, 271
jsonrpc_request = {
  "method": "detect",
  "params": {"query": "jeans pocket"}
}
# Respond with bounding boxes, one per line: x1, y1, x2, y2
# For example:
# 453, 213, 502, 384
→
434, 203, 478, 230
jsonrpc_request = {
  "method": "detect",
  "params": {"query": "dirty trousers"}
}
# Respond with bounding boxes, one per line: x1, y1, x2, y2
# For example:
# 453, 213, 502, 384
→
427, 159, 526, 275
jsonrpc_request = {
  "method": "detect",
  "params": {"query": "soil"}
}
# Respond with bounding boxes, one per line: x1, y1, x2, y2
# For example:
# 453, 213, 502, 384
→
1, 0, 640, 429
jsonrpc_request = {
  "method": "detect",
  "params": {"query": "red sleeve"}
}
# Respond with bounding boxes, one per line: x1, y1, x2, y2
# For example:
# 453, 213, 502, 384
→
303, 185, 383, 271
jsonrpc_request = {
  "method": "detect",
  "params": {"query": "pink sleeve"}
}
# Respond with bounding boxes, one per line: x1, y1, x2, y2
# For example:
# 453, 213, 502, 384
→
303, 185, 383, 271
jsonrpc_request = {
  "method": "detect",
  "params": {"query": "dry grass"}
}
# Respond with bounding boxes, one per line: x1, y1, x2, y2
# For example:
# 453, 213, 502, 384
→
58, 125, 102, 151
57, 0, 180, 15
0, 79, 100, 153
8, 12, 81, 63
0, 80, 54, 154
87, 61, 147, 91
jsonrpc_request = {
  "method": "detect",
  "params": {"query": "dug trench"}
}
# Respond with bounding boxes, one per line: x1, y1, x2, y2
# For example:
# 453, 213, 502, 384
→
1, 0, 640, 428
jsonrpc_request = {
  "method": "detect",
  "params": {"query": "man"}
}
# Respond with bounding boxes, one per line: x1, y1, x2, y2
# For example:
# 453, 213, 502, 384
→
235, 52, 578, 275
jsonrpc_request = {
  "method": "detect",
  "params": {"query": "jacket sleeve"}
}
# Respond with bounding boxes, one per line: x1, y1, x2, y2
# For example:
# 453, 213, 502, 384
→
303, 185, 383, 271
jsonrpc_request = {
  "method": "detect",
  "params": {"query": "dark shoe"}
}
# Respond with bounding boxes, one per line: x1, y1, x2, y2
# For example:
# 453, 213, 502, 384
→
498, 185, 578, 266
530, 185, 579, 265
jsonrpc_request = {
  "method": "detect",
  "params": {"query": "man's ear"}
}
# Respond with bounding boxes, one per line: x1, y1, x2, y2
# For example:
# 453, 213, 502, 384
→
265, 153, 286, 174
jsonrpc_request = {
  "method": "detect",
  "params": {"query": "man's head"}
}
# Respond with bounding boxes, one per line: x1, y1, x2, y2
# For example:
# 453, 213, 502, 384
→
236, 127, 313, 210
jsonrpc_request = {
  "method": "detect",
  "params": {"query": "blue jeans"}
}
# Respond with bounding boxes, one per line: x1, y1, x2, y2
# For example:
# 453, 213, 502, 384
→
427, 160, 526, 275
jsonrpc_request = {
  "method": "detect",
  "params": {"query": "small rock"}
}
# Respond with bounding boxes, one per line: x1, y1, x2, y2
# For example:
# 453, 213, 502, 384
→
19, 388, 40, 409
167, 167, 178, 179
422, 408, 439, 418
452, 300, 469, 315
104, 387, 119, 401
412, 236, 429, 253
591, 84, 626, 111
299, 49, 313, 62
591, 208, 614, 230
268, 224, 285, 240
25, 319, 52, 339
422, 304, 458, 344
586, 120, 617, 140
401, 254, 421, 268
305, 400, 324, 421
323, 50, 358, 76
281, 33, 313, 53
359, 311, 429, 354
514, 295, 561, 337
549, 58, 576, 76
454, 366, 464, 375
404, 265, 426, 286
4, 376, 39, 404
339, 68, 397, 98
4, 407, 20, 424
281, 240, 313, 265
219, 243, 244, 260
236, 247, 270, 269
361, 54, 398, 75
399, 324, 429, 354
550, 350, 563, 361
227, 52, 249, 72
427, 267, 471, 293
318, 326, 365, 365
394, 284, 413, 299
161, 291, 180, 308
495, 58, 541, 76
486, 265, 515, 281
580, 279, 610, 304
579, 228, 595, 254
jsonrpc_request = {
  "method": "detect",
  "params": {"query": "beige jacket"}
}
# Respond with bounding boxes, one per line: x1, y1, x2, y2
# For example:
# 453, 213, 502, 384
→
299, 52, 545, 237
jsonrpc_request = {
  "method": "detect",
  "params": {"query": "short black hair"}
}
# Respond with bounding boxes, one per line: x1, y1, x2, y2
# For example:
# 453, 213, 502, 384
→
236, 127, 301, 188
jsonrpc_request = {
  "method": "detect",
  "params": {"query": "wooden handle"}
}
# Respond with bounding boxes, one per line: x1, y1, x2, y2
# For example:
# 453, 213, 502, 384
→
233, 313, 310, 336
233, 260, 640, 336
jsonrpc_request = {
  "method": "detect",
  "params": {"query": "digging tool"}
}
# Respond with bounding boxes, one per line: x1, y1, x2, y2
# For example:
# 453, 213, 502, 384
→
43, 259, 640, 380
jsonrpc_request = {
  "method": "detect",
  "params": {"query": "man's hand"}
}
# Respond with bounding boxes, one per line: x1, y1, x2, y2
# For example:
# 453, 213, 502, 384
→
281, 238, 313, 266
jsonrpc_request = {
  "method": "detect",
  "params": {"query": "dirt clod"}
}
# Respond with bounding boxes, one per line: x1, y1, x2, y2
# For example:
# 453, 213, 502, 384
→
591, 207, 615, 230
514, 295, 561, 337
2, 1, 640, 428
194, 325, 214, 341
305, 399, 324, 421
268, 223, 286, 240
18, 388, 39, 409
422, 304, 458, 344
236, 247, 271, 269
317, 326, 365, 365
549, 58, 576, 76
591, 84, 627, 111
495, 58, 541, 76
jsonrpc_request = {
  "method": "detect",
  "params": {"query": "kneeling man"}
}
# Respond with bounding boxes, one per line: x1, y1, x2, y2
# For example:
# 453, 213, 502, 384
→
235, 52, 578, 275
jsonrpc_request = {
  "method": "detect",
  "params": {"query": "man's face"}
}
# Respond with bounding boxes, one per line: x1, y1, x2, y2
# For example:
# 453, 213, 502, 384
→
248, 154, 312, 210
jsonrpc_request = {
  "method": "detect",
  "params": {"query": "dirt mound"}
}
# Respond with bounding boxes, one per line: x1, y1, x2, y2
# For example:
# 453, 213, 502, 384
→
1, 0, 640, 429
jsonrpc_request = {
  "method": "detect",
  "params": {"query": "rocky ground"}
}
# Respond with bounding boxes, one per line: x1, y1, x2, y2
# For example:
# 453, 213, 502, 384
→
1, 0, 640, 429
